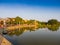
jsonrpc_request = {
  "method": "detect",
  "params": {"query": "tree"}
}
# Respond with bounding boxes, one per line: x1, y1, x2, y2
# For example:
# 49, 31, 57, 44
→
27, 20, 36, 25
15, 16, 23, 24
48, 19, 58, 25
6, 18, 16, 26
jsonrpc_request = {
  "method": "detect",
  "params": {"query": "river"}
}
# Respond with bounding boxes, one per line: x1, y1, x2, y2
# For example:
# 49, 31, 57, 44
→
2, 27, 60, 45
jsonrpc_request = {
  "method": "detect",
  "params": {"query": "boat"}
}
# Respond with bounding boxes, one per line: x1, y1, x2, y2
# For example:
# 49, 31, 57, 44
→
2, 30, 8, 35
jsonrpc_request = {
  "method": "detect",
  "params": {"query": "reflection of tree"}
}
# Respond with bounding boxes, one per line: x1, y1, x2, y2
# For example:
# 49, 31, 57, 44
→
8, 27, 39, 36
7, 25, 60, 36
8, 28, 25, 36
47, 19, 60, 31
48, 26, 59, 31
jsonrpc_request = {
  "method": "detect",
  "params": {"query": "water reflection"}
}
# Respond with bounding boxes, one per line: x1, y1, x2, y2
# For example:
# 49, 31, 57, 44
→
46, 26, 59, 31
2, 26, 60, 45
7, 27, 38, 36
48, 26, 59, 31
6, 26, 60, 36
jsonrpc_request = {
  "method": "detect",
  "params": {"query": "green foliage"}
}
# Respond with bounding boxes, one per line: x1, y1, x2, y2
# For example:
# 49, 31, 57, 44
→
0, 16, 60, 32
48, 19, 58, 25
26, 20, 35, 24
15, 16, 23, 24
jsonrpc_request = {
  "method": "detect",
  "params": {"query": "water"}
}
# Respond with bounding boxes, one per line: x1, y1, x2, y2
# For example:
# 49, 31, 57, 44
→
3, 27, 60, 45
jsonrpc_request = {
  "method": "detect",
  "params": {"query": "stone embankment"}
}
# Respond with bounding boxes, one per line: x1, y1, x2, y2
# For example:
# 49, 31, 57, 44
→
0, 35, 12, 45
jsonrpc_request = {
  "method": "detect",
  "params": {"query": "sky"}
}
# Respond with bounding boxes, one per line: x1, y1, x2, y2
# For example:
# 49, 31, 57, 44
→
0, 0, 60, 22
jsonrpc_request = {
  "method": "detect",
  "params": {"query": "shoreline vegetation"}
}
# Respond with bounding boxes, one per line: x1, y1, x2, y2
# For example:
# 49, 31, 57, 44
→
0, 16, 60, 31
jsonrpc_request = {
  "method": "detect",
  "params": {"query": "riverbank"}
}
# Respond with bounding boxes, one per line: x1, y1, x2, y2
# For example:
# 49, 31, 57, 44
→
6, 24, 38, 30
0, 35, 12, 45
